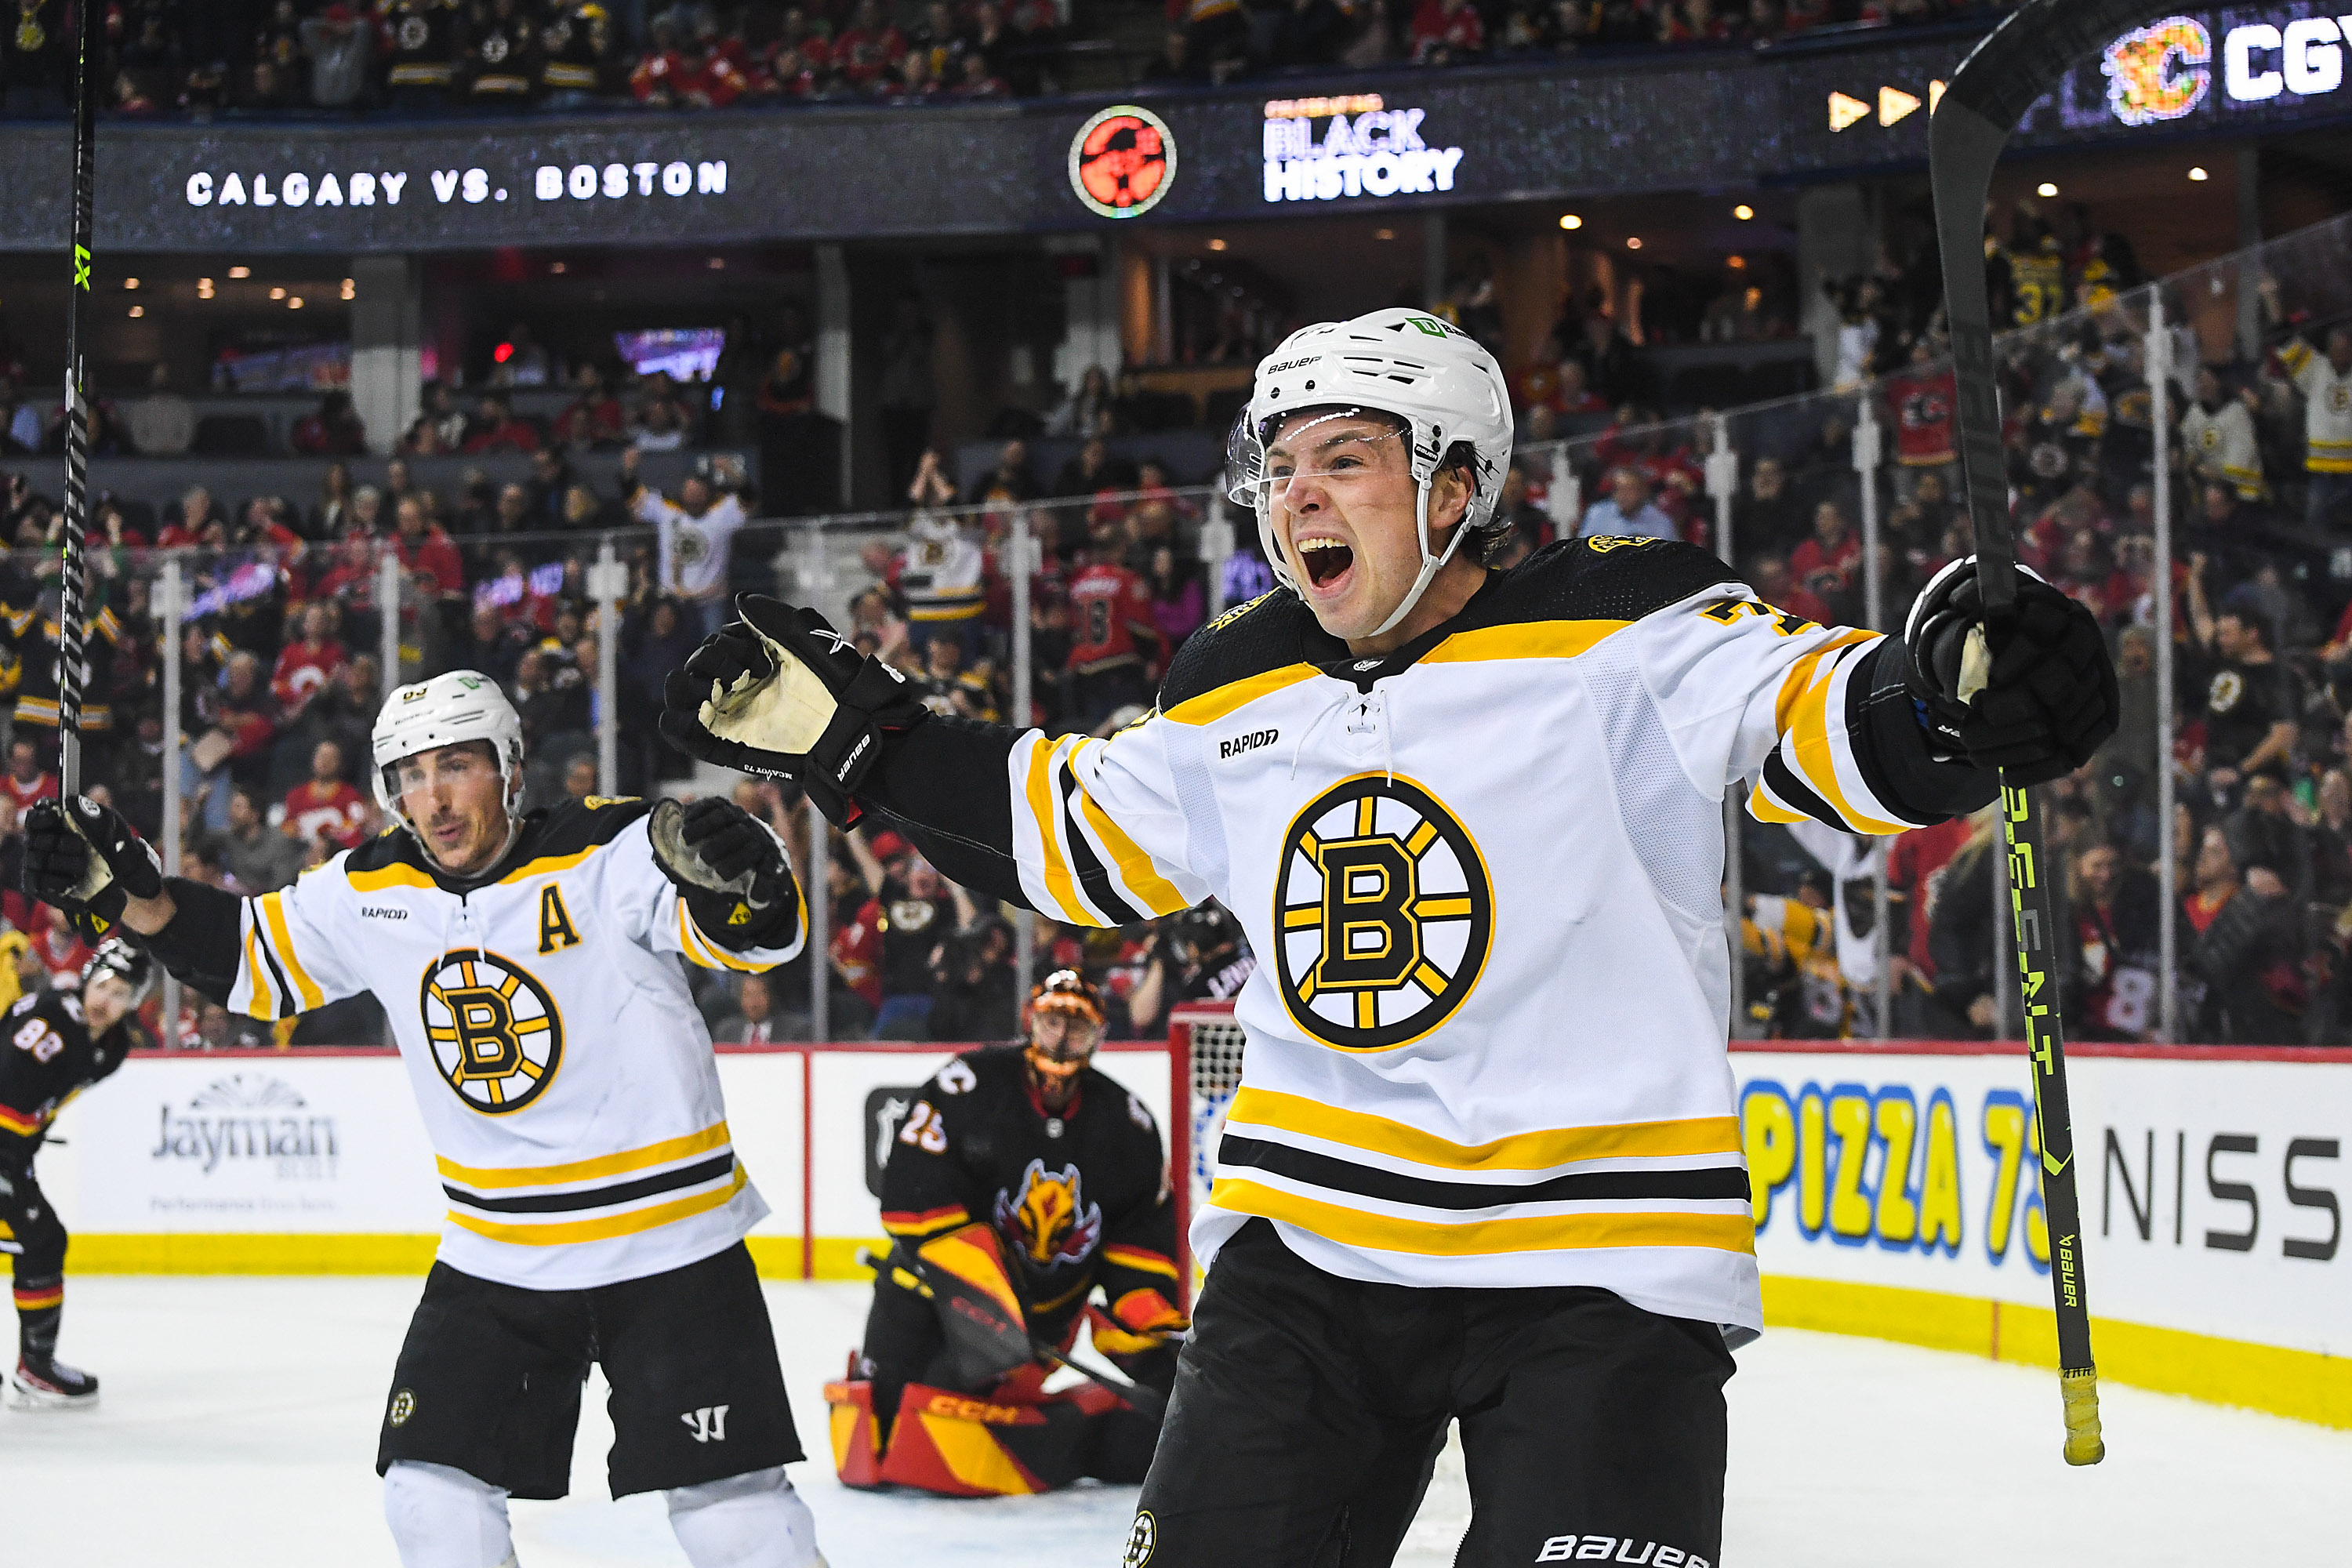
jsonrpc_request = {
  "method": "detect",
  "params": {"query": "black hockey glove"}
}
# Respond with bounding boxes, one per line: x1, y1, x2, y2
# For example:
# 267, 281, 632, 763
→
1902, 556, 2118, 789
648, 797, 801, 951
22, 795, 164, 938
659, 593, 930, 827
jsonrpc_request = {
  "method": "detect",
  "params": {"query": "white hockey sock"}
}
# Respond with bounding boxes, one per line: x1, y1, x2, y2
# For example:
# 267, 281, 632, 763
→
383, 1460, 519, 1568
665, 1465, 826, 1568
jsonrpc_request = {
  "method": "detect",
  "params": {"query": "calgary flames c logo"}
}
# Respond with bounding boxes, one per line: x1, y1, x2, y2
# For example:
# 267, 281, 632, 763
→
993, 1159, 1102, 1271
1069, 105, 1176, 220
2102, 16, 2210, 127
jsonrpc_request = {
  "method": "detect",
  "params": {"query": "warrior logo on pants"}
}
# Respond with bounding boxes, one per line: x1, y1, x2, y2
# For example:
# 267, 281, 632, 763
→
1271, 772, 1492, 1051
419, 950, 564, 1114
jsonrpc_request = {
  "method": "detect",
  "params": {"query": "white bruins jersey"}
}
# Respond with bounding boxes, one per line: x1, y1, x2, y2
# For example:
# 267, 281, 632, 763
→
224, 798, 802, 1290
953, 537, 1987, 1331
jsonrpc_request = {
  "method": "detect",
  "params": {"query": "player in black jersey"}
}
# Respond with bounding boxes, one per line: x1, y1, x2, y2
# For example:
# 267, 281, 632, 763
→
0, 938, 151, 1409
827, 970, 1187, 1497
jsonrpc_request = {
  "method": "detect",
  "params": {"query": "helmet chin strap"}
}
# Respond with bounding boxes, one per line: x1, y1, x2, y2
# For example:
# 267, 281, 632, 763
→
1364, 477, 1472, 641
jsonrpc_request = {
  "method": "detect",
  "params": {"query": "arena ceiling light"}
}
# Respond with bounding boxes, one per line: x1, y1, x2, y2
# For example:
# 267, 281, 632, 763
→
122, 277, 139, 289
197, 278, 214, 299
1207, 238, 1229, 251
288, 296, 303, 310
269, 286, 285, 299
707, 256, 725, 269
550, 260, 568, 274
341, 278, 355, 299
1374, 227, 1396, 240
227, 265, 250, 278
1558, 213, 1582, 230
127, 305, 143, 318
1733, 205, 1754, 220
2037, 181, 2060, 196
1625, 237, 1643, 249
2188, 165, 2210, 180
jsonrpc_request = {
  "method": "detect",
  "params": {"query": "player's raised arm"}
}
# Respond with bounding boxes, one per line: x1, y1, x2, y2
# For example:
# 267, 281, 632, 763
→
659, 595, 1209, 927
1636, 552, 2117, 837
21, 794, 362, 1019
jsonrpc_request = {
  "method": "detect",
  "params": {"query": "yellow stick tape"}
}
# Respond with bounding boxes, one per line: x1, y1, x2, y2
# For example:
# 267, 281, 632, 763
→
1763, 1275, 2352, 1431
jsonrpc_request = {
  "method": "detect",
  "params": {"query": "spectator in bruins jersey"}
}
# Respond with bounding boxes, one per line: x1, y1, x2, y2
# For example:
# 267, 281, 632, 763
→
0, 595, 125, 777
829, 969, 1182, 1497
0, 939, 152, 1410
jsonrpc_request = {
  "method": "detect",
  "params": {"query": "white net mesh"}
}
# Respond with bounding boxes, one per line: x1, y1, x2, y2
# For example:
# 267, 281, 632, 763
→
1185, 1016, 1249, 1218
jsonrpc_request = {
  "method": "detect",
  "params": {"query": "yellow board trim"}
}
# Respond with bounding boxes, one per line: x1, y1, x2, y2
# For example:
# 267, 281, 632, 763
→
446, 1163, 750, 1246
67, 1232, 443, 1274
436, 1119, 731, 1190
258, 891, 325, 1011
1162, 662, 1321, 727
1210, 1178, 1757, 1257
1422, 619, 1631, 664
1226, 1086, 1740, 1172
1762, 1275, 2352, 1432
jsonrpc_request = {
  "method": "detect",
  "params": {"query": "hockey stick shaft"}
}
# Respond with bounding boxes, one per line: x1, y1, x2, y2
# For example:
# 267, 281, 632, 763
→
57, 0, 103, 797
1929, 0, 2191, 1468
1033, 1341, 1168, 1422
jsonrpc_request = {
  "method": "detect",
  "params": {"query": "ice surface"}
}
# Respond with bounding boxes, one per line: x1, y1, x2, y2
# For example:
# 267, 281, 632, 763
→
2, 1276, 2340, 1566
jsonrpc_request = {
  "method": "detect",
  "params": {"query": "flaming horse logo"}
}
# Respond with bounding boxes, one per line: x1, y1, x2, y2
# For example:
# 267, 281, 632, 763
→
993, 1159, 1103, 1271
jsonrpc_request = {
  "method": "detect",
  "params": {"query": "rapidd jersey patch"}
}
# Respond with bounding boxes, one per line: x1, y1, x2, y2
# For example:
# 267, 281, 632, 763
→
419, 950, 565, 1113
1272, 773, 1492, 1051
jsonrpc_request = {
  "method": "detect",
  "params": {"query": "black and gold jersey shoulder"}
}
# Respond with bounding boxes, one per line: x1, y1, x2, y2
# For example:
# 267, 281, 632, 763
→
1158, 588, 1341, 713
342, 795, 654, 888
0, 989, 127, 1145
1468, 536, 1748, 629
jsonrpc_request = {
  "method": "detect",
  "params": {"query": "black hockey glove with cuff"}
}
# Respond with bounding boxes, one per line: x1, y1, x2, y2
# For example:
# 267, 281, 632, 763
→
1902, 556, 2118, 789
22, 796, 164, 939
648, 797, 802, 952
659, 593, 931, 826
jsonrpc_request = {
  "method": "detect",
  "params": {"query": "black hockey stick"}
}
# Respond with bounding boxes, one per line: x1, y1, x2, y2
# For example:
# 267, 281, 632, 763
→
56, 0, 103, 797
1929, 0, 2181, 1468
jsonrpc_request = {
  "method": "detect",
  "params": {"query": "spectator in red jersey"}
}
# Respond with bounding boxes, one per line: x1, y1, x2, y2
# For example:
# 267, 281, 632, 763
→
1884, 339, 1958, 505
831, 0, 906, 86
630, 14, 688, 101
30, 905, 90, 993
462, 393, 540, 456
1788, 499, 1861, 622
631, 20, 747, 106
201, 650, 281, 798
270, 602, 349, 722
289, 390, 368, 457
2066, 840, 2162, 1041
1748, 554, 1834, 629
1066, 548, 1161, 731
1411, 0, 1484, 60
2, 737, 57, 813
393, 495, 466, 604
283, 739, 368, 852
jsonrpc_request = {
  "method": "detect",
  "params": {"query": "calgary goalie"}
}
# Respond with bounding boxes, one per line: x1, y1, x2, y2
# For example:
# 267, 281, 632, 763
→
827, 969, 1182, 1497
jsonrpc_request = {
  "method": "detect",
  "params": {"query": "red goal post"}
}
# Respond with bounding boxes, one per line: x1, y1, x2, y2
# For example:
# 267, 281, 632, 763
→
1168, 1000, 1243, 1300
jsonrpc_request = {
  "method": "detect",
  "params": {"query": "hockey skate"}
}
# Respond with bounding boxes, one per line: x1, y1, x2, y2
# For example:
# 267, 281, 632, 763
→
8, 1354, 100, 1410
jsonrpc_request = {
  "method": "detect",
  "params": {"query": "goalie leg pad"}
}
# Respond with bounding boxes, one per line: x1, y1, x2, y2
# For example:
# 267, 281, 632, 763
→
822, 1378, 886, 1490
874, 1382, 1090, 1497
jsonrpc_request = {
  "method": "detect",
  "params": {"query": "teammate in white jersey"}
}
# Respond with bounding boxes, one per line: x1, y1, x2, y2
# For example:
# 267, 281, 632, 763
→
658, 310, 2118, 1567
24, 673, 827, 1568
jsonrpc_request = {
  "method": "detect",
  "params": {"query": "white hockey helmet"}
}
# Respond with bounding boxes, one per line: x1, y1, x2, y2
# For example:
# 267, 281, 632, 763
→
1227, 307, 1514, 637
370, 670, 528, 826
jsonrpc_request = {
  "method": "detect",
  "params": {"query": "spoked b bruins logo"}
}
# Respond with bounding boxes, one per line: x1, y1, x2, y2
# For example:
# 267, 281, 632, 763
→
419, 950, 564, 1113
1273, 774, 1491, 1051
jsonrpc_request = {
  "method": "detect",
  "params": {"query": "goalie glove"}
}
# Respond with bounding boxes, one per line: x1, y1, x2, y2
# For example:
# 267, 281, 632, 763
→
658, 593, 930, 826
22, 796, 165, 938
648, 797, 801, 952
1902, 556, 2119, 789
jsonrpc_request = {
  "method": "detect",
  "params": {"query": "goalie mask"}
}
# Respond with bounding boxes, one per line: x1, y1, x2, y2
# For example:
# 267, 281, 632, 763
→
1227, 308, 1514, 637
1023, 968, 1106, 1088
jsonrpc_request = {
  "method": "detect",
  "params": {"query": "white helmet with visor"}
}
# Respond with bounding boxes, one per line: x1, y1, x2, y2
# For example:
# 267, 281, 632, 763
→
1227, 308, 1514, 637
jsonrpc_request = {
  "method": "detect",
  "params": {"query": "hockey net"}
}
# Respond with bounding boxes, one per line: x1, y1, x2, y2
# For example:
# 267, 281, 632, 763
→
1167, 1000, 1244, 1290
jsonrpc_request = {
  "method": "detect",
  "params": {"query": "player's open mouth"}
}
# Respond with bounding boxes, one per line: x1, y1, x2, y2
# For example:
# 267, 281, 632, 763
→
1298, 536, 1355, 590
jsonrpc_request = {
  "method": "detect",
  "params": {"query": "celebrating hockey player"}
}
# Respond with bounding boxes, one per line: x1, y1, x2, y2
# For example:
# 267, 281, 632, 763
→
0, 938, 151, 1410
660, 307, 2117, 1566
22, 673, 828, 1568
828, 967, 1182, 1496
